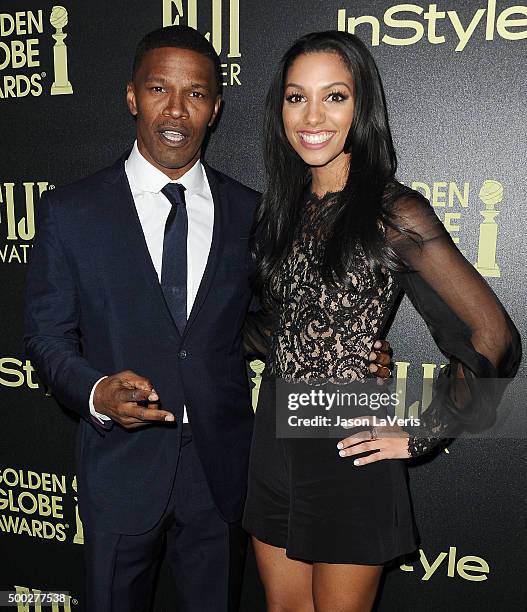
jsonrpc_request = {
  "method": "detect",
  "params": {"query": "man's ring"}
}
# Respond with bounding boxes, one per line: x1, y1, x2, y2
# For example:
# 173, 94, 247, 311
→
370, 426, 378, 440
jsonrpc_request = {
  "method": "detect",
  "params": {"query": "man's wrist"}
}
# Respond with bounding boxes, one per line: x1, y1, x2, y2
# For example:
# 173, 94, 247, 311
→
89, 376, 111, 422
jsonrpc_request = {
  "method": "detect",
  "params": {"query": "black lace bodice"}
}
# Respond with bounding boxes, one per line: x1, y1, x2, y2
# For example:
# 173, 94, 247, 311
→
267, 193, 398, 382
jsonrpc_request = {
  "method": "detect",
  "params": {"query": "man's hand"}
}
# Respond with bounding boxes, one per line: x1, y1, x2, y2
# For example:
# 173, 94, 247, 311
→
93, 370, 175, 429
368, 340, 393, 379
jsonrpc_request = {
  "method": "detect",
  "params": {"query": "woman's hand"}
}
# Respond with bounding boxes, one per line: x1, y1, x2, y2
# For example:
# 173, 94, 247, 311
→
337, 418, 410, 465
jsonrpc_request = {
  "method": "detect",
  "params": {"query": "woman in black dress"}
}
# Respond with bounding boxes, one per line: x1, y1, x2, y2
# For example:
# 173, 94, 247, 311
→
242, 31, 521, 611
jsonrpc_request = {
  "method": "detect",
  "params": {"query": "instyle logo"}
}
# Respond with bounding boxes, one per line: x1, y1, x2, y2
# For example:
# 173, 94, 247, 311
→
162, 0, 241, 86
0, 181, 49, 264
0, 6, 73, 99
400, 546, 489, 581
337, 1, 527, 51
0, 358, 39, 389
0, 468, 84, 545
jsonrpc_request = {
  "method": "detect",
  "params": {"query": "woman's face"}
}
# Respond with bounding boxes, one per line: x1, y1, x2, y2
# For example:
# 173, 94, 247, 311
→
282, 51, 355, 173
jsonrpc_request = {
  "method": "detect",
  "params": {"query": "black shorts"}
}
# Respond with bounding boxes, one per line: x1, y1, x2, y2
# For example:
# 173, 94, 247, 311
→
242, 377, 419, 565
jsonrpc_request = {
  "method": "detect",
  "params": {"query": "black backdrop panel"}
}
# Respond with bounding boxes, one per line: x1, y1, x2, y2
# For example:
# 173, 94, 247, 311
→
1, 1, 525, 610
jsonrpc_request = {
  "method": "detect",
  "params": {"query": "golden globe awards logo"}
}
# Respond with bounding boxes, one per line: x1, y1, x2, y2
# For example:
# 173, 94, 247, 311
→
0, 6, 73, 99
0, 468, 84, 545
162, 0, 241, 86
0, 181, 50, 264
410, 178, 504, 278
337, 0, 527, 51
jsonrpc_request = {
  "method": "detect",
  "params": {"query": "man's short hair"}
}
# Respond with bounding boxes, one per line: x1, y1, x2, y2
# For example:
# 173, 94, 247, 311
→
132, 25, 222, 94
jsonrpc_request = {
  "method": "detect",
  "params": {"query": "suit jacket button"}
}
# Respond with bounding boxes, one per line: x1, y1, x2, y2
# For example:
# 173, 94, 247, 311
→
178, 350, 187, 360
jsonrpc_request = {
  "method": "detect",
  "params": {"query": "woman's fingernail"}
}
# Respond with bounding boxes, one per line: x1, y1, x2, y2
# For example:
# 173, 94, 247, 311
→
165, 414, 174, 422
339, 450, 346, 457
374, 341, 381, 348
337, 442, 343, 449
354, 459, 360, 466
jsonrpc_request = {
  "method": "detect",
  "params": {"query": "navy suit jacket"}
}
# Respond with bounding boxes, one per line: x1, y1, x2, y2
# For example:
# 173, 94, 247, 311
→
24, 153, 260, 534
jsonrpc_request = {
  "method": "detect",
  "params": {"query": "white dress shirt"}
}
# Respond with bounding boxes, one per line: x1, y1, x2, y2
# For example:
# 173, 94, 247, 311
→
90, 141, 214, 424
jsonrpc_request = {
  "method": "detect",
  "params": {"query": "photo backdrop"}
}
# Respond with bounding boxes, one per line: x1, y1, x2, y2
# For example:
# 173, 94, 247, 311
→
1, 1, 525, 610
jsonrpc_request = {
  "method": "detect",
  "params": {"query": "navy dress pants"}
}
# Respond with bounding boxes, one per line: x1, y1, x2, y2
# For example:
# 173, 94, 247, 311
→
83, 425, 247, 611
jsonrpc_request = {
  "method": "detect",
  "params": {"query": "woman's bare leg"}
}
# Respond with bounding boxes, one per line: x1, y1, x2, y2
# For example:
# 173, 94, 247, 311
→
312, 562, 382, 612
252, 536, 314, 612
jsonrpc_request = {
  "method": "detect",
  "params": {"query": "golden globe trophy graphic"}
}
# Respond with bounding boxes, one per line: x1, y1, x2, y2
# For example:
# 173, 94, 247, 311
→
249, 360, 265, 411
50, 6, 73, 96
475, 180, 502, 278
72, 476, 84, 545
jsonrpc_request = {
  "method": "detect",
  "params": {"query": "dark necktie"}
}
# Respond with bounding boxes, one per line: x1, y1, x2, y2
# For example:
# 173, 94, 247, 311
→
161, 183, 187, 335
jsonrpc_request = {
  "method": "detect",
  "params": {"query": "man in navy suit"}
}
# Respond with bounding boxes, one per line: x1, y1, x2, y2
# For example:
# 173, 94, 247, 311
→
25, 25, 392, 612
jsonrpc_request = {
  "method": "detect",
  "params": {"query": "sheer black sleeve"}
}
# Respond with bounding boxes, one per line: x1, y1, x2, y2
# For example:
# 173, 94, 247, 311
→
386, 191, 522, 456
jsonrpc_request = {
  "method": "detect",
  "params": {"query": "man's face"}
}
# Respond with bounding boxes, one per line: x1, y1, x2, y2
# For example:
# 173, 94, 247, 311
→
127, 47, 221, 179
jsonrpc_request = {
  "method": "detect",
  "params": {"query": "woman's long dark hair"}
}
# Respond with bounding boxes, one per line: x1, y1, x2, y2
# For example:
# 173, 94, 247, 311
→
252, 31, 416, 303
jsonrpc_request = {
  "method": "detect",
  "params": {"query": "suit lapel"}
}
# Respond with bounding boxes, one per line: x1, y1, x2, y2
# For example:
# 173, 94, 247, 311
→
184, 164, 224, 336
102, 155, 181, 336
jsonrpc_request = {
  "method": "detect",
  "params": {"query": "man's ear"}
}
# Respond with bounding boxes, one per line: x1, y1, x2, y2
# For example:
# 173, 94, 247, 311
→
126, 82, 138, 116
208, 95, 222, 127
